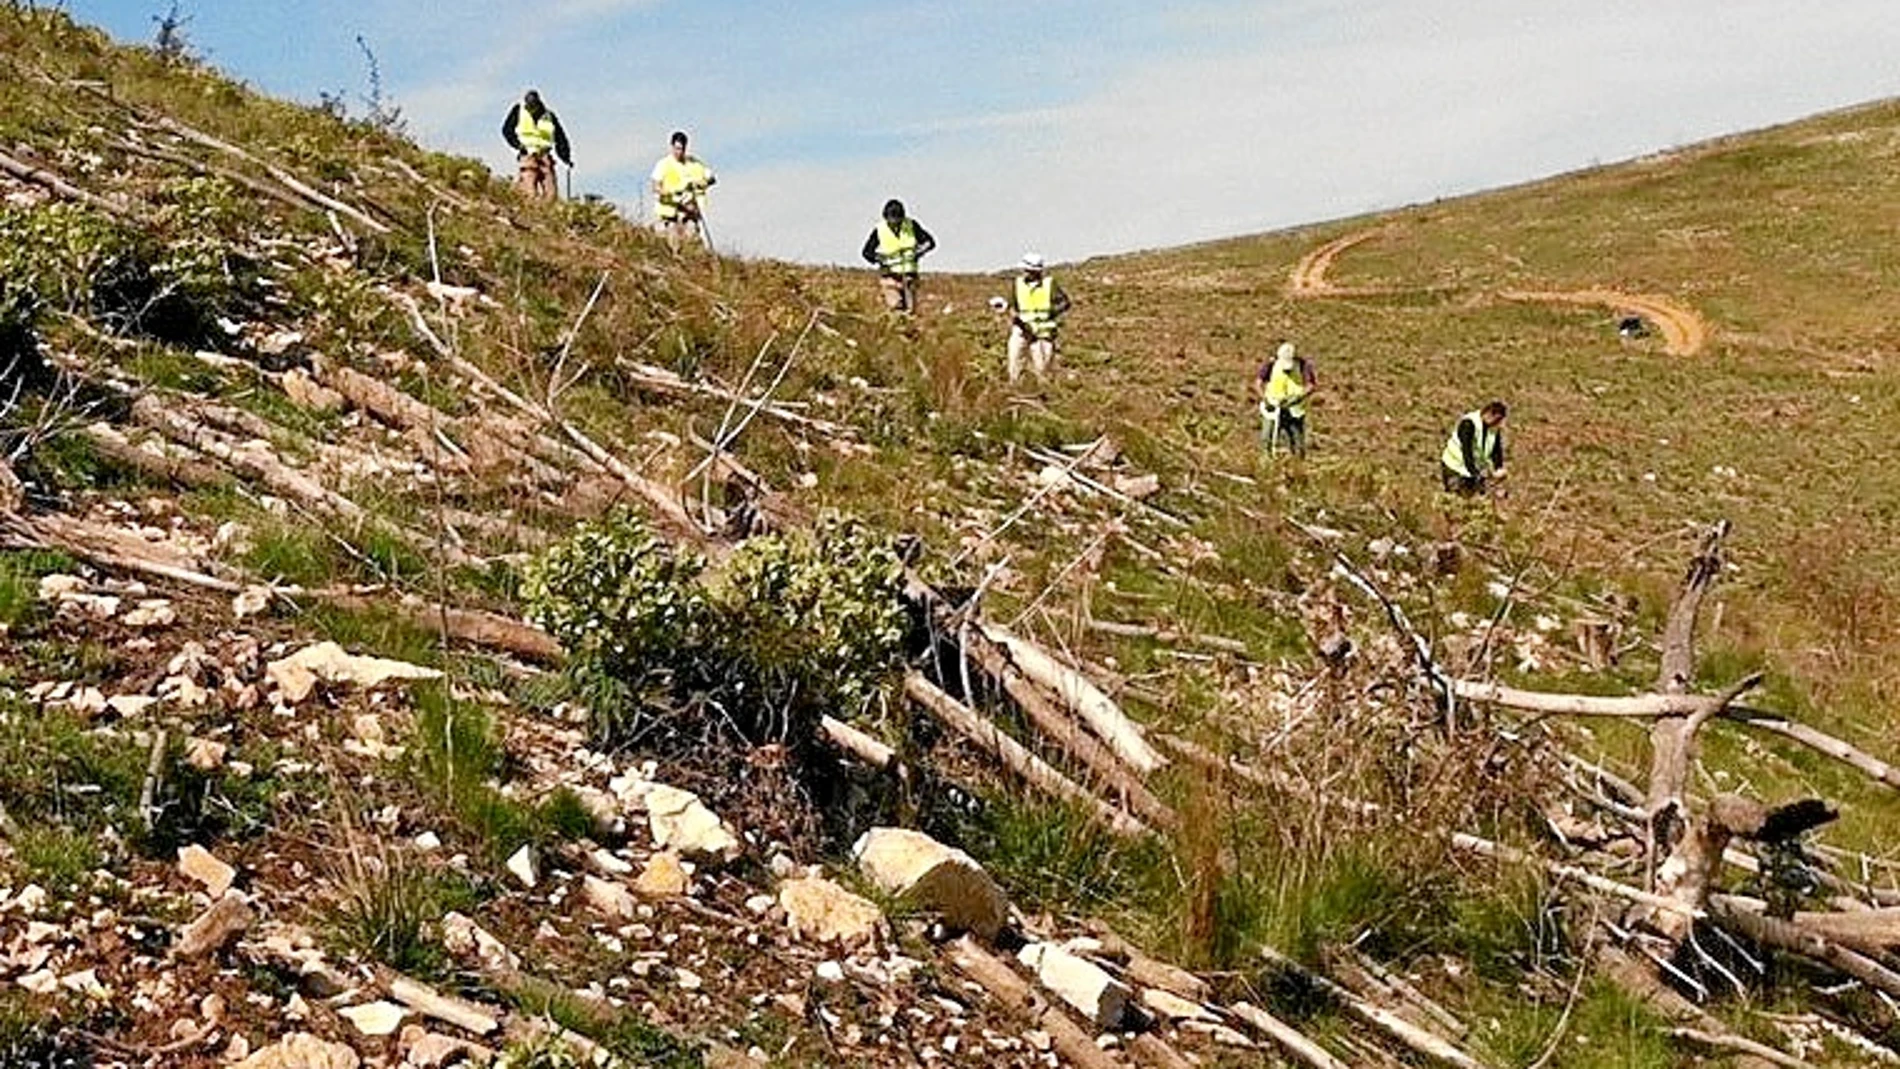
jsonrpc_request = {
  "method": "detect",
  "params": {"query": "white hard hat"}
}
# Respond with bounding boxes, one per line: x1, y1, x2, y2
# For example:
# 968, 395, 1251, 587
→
1020, 251, 1045, 271
1276, 342, 1296, 361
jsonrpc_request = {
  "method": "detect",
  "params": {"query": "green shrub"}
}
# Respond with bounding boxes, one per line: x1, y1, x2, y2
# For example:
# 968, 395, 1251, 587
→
325, 855, 479, 979
522, 510, 907, 752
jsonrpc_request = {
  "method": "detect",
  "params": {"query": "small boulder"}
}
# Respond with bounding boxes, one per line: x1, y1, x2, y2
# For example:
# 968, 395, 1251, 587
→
583, 875, 637, 920
236, 1032, 361, 1069
778, 877, 884, 947
178, 844, 237, 898
852, 828, 1007, 940
504, 845, 537, 889
265, 641, 441, 704
645, 784, 740, 862
339, 999, 408, 1037
1018, 942, 1130, 1029
633, 851, 690, 898
174, 891, 254, 959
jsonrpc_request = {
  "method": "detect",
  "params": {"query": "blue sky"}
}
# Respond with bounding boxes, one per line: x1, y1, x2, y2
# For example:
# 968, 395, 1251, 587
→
69, 1, 1900, 271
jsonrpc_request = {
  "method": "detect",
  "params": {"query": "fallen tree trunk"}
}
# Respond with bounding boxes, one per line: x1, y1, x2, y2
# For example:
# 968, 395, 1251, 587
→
0, 147, 145, 219
1086, 618, 1249, 655
945, 936, 1124, 1069
1259, 946, 1492, 1069
904, 672, 1148, 839
981, 622, 1166, 775
1226, 1002, 1348, 1069
153, 116, 390, 234
1709, 896, 1900, 999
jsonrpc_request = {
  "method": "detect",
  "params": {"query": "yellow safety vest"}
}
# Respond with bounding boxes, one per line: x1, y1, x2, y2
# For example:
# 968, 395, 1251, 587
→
1015, 276, 1057, 339
1263, 361, 1309, 418
1441, 411, 1496, 478
655, 156, 710, 219
876, 219, 920, 277
516, 105, 556, 155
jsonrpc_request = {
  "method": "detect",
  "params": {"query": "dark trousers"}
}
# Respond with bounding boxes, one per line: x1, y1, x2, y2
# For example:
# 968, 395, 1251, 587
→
1440, 463, 1484, 495
1262, 408, 1307, 457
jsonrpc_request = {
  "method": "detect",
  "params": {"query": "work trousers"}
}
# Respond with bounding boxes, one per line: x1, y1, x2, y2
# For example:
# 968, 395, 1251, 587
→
879, 274, 918, 314
516, 153, 557, 200
1007, 325, 1056, 382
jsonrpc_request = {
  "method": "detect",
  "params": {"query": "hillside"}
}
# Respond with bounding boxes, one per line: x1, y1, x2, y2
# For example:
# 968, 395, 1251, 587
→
5, 8, 1900, 1068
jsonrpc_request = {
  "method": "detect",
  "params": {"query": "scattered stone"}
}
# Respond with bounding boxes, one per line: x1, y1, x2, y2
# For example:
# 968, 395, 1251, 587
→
414, 831, 442, 851
853, 827, 1008, 940
814, 961, 845, 984
745, 894, 775, 915
778, 877, 884, 947
1018, 942, 1130, 1028
588, 847, 632, 876
8, 884, 48, 915
236, 1032, 361, 1069
58, 968, 108, 999
645, 784, 741, 862
265, 641, 442, 704
36, 574, 86, 601
505, 845, 538, 889
340, 1000, 408, 1037
405, 1030, 488, 1068
676, 967, 702, 991
1112, 473, 1161, 500
178, 844, 238, 898
224, 1033, 251, 1062
122, 599, 177, 629
583, 875, 638, 920
184, 737, 228, 771
174, 891, 254, 959
634, 851, 690, 898
442, 912, 520, 974
17, 969, 57, 994
107, 694, 160, 717
233, 586, 272, 619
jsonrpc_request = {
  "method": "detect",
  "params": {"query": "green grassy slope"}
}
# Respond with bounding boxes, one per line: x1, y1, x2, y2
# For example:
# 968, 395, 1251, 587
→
7, 7, 1900, 1064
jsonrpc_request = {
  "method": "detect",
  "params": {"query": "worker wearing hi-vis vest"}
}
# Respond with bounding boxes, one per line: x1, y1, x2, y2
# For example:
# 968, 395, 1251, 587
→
650, 130, 717, 249
1252, 341, 1318, 458
859, 199, 938, 314
500, 90, 572, 201
1440, 401, 1508, 495
994, 252, 1071, 383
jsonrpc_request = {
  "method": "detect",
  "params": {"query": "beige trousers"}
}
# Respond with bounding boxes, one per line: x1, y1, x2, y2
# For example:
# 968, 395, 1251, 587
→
1007, 324, 1055, 382
516, 153, 557, 200
878, 274, 918, 313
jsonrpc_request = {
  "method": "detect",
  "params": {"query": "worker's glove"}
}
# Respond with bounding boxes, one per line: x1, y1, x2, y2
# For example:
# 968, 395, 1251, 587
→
1492, 467, 1508, 480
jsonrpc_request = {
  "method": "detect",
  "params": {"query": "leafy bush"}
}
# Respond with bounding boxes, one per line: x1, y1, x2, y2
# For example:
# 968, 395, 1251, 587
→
522, 510, 907, 753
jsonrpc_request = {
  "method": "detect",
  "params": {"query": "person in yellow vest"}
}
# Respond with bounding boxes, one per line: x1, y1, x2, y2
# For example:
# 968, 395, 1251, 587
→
994, 252, 1071, 383
1252, 341, 1317, 458
1440, 401, 1508, 495
860, 199, 937, 314
500, 90, 572, 200
650, 130, 717, 248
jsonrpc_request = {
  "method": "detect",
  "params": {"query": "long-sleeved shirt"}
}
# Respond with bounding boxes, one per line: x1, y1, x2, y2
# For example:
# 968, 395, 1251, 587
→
500, 103, 573, 166
860, 221, 938, 271
1455, 417, 1505, 475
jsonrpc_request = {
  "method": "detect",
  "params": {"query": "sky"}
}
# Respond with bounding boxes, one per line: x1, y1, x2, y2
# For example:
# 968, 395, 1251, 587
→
67, 1, 1900, 271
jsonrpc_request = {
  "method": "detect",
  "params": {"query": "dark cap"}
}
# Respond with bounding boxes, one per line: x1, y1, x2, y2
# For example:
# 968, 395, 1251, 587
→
882, 198, 905, 219
670, 130, 689, 147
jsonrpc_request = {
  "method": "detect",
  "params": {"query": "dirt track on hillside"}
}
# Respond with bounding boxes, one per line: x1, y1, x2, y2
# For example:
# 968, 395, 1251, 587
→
1289, 229, 1711, 356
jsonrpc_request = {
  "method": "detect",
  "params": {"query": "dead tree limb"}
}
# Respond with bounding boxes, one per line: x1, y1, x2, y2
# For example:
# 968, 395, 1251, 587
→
1259, 946, 1492, 1069
1225, 1002, 1349, 1069
1647, 521, 1730, 846
981, 621, 1166, 775
945, 936, 1124, 1069
1086, 618, 1249, 655
0, 147, 146, 220
905, 672, 1149, 839
1668, 1028, 1814, 1069
1708, 895, 1900, 1000
152, 116, 390, 233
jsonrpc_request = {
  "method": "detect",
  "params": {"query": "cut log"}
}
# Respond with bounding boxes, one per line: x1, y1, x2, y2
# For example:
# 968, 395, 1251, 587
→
1086, 618, 1249, 655
945, 936, 1123, 1069
1260, 946, 1491, 1069
820, 715, 898, 771
981, 622, 1166, 775
1226, 1001, 1348, 1069
0, 147, 145, 219
80, 423, 229, 489
131, 395, 356, 519
153, 116, 390, 233
904, 672, 1148, 839
1669, 1029, 1814, 1069
1450, 833, 1700, 920
382, 972, 500, 1036
1647, 521, 1729, 848
1709, 896, 1900, 999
